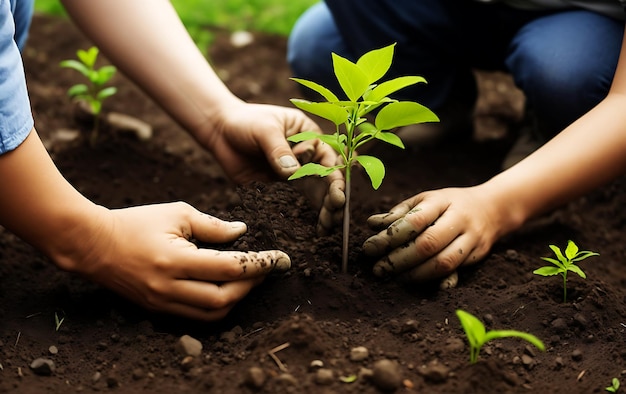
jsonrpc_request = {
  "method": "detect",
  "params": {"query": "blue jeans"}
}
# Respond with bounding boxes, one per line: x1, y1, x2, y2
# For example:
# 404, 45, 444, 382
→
288, 1, 622, 137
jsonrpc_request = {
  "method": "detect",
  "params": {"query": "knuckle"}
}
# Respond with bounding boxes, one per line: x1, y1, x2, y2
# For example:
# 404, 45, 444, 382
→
434, 254, 458, 275
416, 232, 440, 256
207, 292, 234, 310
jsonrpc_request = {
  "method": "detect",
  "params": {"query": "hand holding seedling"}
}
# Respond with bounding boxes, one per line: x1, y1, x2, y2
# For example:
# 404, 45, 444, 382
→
363, 186, 498, 286
533, 240, 598, 302
456, 309, 545, 364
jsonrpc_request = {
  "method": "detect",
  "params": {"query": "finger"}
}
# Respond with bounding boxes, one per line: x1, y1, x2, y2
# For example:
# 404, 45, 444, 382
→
157, 277, 263, 321
363, 202, 441, 257
176, 248, 291, 282
316, 179, 346, 235
367, 196, 421, 230
399, 235, 476, 283
186, 207, 248, 243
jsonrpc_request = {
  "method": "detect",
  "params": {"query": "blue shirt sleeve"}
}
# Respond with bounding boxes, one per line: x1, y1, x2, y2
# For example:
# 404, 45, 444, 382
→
0, 0, 33, 154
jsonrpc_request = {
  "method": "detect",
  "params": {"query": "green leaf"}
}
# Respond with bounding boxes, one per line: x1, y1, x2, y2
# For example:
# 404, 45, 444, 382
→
355, 43, 394, 84
287, 163, 343, 180
94, 65, 117, 85
339, 375, 358, 383
77, 46, 99, 68
287, 131, 323, 143
483, 330, 545, 352
67, 84, 88, 97
97, 87, 118, 100
367, 76, 426, 102
548, 244, 566, 263
355, 155, 385, 189
290, 78, 339, 102
564, 240, 579, 260
571, 251, 599, 262
456, 310, 486, 350
290, 99, 349, 126
375, 131, 405, 149
332, 53, 370, 102
60, 59, 91, 78
533, 266, 562, 276
540, 256, 566, 270
567, 264, 587, 279
375, 101, 439, 131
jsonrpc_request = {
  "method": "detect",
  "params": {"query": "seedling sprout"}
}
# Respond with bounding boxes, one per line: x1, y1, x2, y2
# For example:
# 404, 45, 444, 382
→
287, 43, 438, 272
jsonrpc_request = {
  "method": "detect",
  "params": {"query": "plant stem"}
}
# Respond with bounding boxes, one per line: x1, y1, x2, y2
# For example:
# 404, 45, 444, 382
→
90, 114, 100, 147
563, 272, 567, 303
341, 168, 351, 273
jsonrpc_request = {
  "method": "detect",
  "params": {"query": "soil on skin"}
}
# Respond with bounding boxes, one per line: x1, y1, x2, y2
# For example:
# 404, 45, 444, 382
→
2, 14, 626, 394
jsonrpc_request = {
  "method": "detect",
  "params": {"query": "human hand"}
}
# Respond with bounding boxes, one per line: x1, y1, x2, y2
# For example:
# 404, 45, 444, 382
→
64, 202, 290, 321
198, 100, 346, 235
362, 187, 502, 288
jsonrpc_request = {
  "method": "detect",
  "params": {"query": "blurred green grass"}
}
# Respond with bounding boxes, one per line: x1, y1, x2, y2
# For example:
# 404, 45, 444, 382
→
34, 0, 318, 36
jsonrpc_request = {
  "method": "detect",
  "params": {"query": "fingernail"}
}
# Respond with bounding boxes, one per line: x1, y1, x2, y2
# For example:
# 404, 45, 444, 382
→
272, 252, 291, 271
279, 155, 298, 169
230, 221, 247, 232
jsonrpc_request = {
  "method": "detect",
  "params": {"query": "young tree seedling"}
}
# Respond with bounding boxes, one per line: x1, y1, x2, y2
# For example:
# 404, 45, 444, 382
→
456, 309, 545, 364
60, 46, 118, 146
287, 43, 438, 272
533, 240, 599, 303
606, 377, 620, 393
54, 311, 65, 332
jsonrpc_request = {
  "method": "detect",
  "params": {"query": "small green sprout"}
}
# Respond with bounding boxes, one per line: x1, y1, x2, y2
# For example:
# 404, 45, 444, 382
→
456, 309, 545, 364
533, 240, 599, 303
287, 43, 438, 272
606, 377, 620, 393
54, 311, 65, 332
60, 46, 118, 146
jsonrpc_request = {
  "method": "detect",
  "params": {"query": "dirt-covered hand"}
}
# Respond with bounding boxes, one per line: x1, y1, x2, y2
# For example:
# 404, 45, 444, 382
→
362, 187, 501, 288
68, 202, 290, 321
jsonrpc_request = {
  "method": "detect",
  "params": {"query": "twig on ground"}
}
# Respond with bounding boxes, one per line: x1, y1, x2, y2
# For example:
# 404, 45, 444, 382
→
268, 342, 290, 372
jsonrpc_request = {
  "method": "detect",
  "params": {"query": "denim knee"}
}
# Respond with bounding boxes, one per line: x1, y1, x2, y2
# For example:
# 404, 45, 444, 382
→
287, 2, 351, 96
506, 11, 621, 136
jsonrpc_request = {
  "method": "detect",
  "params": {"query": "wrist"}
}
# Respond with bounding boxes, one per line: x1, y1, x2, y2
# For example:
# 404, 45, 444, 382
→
474, 178, 529, 239
46, 204, 114, 275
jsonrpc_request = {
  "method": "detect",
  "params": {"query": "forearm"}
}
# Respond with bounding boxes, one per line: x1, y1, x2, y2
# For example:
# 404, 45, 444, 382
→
480, 93, 626, 234
0, 130, 108, 271
60, 0, 240, 136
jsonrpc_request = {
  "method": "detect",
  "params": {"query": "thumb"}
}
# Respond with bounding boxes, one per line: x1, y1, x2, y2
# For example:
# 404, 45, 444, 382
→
270, 140, 301, 179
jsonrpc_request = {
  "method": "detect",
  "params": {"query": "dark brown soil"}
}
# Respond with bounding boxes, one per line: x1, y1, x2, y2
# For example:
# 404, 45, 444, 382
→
1, 14, 626, 394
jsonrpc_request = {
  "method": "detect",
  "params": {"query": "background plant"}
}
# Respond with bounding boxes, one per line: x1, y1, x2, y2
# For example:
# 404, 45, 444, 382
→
286, 43, 438, 272
606, 377, 620, 393
533, 240, 599, 303
60, 46, 117, 146
456, 309, 545, 364
35, 0, 316, 47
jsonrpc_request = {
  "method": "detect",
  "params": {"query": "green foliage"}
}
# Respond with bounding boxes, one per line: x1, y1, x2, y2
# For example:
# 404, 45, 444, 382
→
60, 46, 117, 146
287, 43, 438, 189
286, 43, 437, 272
456, 309, 545, 364
606, 377, 620, 393
533, 240, 599, 303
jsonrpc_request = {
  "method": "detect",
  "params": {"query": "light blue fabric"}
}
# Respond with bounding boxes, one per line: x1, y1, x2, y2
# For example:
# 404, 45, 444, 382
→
0, 0, 34, 155
288, 0, 623, 138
